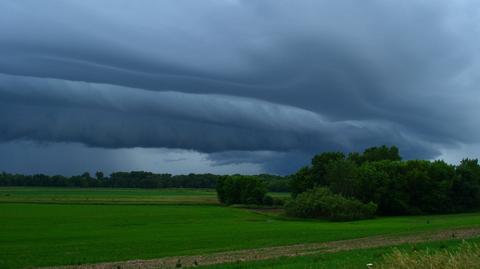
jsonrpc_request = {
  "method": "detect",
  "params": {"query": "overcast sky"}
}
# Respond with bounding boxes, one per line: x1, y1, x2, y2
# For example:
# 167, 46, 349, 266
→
1, 0, 479, 175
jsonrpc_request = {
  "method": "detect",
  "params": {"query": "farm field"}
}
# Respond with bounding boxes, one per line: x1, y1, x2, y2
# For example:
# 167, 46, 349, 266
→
1, 187, 480, 269
0, 187, 289, 205
0, 187, 219, 205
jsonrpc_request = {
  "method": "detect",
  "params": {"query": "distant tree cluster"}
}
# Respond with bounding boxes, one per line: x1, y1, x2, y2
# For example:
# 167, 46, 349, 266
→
216, 175, 285, 206
217, 175, 267, 205
288, 145, 480, 219
0, 171, 289, 192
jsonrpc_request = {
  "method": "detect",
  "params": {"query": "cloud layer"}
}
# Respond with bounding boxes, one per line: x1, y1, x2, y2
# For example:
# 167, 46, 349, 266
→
0, 0, 479, 174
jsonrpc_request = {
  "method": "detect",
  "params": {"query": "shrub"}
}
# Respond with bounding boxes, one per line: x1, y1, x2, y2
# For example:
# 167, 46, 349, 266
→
272, 197, 285, 206
285, 187, 377, 221
262, 195, 274, 206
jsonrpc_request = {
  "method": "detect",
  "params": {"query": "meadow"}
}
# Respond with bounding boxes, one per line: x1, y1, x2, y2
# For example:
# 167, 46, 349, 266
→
0, 187, 219, 205
1, 187, 480, 269
0, 187, 289, 205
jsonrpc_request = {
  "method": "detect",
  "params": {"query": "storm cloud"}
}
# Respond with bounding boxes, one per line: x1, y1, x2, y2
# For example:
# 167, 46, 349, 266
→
0, 0, 479, 174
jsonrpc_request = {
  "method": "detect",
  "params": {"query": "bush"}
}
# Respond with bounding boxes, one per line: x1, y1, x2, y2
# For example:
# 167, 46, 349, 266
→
285, 187, 377, 221
216, 175, 268, 205
272, 197, 286, 206
262, 195, 274, 206
259, 195, 286, 207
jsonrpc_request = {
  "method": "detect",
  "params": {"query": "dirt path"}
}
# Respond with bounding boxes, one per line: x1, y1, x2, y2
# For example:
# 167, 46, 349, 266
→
41, 227, 480, 269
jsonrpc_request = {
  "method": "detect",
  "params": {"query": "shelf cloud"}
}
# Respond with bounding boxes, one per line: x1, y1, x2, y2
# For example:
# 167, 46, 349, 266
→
1, 0, 479, 174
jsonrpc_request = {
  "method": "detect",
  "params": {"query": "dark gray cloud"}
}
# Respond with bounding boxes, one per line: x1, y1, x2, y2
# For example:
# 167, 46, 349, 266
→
0, 0, 479, 174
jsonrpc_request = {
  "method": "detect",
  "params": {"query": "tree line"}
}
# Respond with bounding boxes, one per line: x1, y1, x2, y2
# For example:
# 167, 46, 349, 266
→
0, 171, 290, 192
286, 145, 480, 219
213, 145, 480, 221
3, 145, 480, 221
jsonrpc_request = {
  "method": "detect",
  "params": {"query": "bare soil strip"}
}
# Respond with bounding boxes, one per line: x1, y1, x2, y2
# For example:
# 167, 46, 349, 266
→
41, 227, 480, 269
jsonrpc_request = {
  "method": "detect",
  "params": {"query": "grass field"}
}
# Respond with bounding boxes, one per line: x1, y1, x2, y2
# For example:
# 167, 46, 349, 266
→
1, 187, 480, 269
0, 187, 219, 205
0, 187, 289, 205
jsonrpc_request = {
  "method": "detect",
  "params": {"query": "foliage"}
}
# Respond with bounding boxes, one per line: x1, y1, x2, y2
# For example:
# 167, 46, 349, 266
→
290, 166, 315, 197
452, 159, 480, 211
290, 145, 480, 216
216, 175, 268, 205
0, 171, 289, 192
362, 145, 401, 163
285, 187, 377, 221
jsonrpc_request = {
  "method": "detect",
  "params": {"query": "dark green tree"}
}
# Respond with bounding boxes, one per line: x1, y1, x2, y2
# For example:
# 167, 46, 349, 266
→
452, 159, 480, 210
363, 145, 401, 162
95, 171, 104, 180
216, 175, 267, 205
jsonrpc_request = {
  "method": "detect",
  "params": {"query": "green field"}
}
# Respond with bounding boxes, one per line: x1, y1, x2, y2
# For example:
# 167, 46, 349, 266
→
0, 187, 219, 205
0, 187, 289, 205
1, 187, 480, 269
